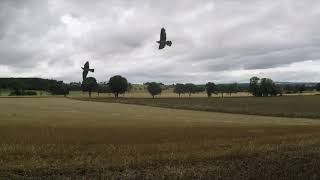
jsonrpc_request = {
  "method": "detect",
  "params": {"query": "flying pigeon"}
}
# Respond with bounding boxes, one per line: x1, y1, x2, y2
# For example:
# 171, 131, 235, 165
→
81, 61, 94, 80
157, 28, 172, 50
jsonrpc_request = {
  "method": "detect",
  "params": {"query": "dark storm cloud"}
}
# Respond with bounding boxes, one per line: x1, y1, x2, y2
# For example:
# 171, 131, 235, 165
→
1, 0, 320, 83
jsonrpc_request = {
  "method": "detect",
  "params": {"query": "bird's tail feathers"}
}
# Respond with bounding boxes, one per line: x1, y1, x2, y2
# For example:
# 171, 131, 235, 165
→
166, 41, 172, 46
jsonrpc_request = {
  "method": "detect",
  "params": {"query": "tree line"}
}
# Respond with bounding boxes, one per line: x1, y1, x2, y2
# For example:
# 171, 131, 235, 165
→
248, 76, 318, 97
249, 77, 281, 97
81, 78, 241, 98
0, 78, 69, 96
0, 77, 319, 97
81, 76, 319, 98
173, 83, 239, 98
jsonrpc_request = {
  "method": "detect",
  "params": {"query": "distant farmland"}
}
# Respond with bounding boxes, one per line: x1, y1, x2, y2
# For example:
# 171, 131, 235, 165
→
75, 95, 320, 119
0, 98, 320, 179
69, 89, 319, 98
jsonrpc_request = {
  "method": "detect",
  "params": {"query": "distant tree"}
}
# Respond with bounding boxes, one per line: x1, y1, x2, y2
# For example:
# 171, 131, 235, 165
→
217, 84, 228, 98
249, 77, 260, 96
248, 77, 281, 97
127, 83, 133, 93
316, 83, 320, 91
0, 82, 3, 96
97, 84, 102, 96
228, 83, 239, 96
260, 78, 276, 96
298, 84, 306, 94
184, 83, 197, 97
10, 80, 25, 91
226, 85, 232, 96
9, 90, 37, 96
8, 80, 26, 95
283, 85, 296, 94
6, 79, 39, 96
97, 83, 111, 96
205, 82, 216, 97
174, 83, 185, 97
67, 82, 82, 91
82, 77, 98, 98
49, 81, 69, 97
195, 85, 205, 93
274, 85, 283, 96
284, 84, 306, 94
0, 82, 5, 93
62, 84, 69, 97
147, 82, 162, 98
108, 75, 128, 98
237, 83, 249, 92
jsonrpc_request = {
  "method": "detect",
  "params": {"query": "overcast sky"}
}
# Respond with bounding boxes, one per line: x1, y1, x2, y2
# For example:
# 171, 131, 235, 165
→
1, 0, 320, 84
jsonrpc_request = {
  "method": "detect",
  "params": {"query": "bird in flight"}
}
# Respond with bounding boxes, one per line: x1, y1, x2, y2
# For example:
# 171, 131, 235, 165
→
81, 61, 94, 80
157, 28, 172, 50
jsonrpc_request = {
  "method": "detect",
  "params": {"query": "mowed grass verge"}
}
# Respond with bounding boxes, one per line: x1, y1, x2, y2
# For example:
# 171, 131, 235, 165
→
0, 98, 320, 179
74, 95, 320, 119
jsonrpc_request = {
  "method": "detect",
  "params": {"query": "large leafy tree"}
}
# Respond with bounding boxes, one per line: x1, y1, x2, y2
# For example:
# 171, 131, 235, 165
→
205, 82, 216, 97
195, 85, 205, 94
227, 83, 239, 96
108, 75, 128, 98
249, 76, 260, 96
174, 83, 185, 97
147, 82, 162, 98
217, 84, 228, 98
260, 78, 272, 96
249, 77, 280, 97
184, 83, 197, 97
260, 78, 279, 96
82, 77, 98, 98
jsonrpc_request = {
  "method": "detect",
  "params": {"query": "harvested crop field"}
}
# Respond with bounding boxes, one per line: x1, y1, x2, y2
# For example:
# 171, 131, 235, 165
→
75, 95, 320, 119
0, 98, 320, 179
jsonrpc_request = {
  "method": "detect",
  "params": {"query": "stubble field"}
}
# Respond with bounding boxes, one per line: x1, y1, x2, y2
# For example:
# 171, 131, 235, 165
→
75, 95, 320, 119
0, 97, 320, 179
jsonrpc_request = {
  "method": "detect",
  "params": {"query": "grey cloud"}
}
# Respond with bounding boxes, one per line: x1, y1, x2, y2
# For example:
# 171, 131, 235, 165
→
1, 0, 320, 83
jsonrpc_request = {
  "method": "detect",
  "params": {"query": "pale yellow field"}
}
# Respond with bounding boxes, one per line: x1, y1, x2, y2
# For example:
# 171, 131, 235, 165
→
0, 97, 318, 127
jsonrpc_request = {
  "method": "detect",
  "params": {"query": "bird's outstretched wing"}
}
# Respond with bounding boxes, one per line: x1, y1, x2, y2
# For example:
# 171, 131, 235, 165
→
160, 28, 166, 41
82, 70, 88, 80
84, 61, 89, 69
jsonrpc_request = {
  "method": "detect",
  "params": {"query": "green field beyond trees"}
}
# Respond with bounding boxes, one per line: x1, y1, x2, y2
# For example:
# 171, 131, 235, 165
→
0, 98, 320, 179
